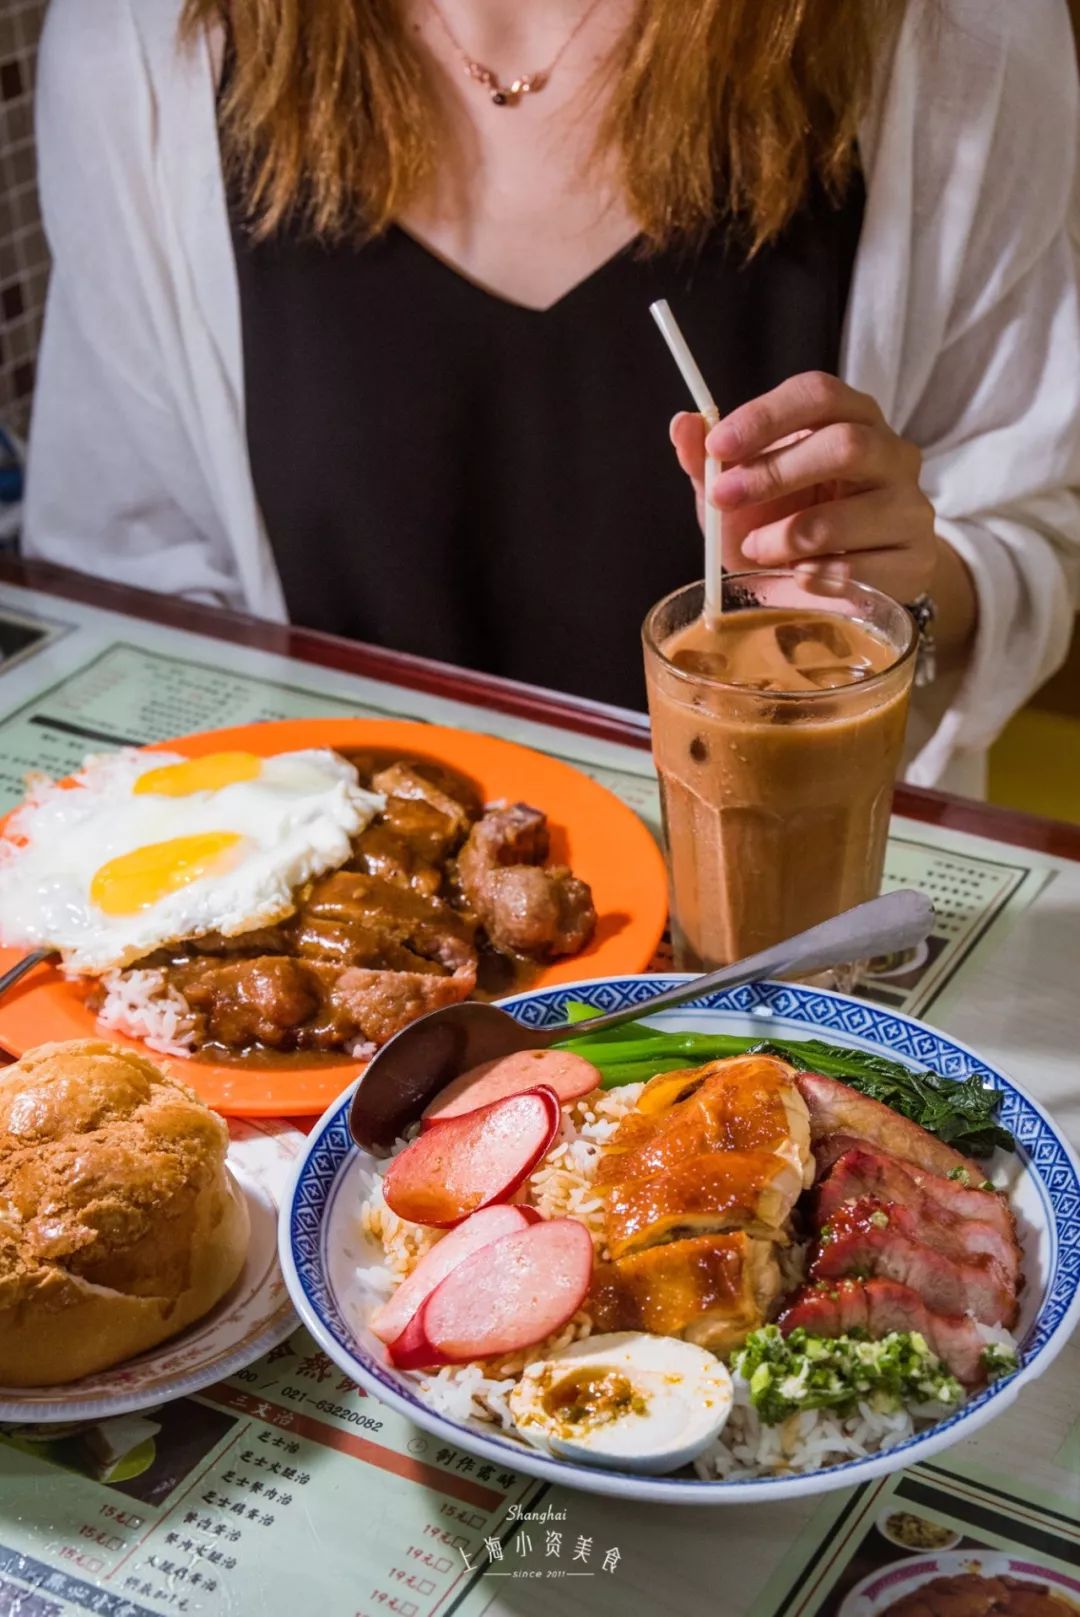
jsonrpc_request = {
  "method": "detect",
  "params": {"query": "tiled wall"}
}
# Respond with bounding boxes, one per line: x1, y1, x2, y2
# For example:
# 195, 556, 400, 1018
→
0, 0, 47, 442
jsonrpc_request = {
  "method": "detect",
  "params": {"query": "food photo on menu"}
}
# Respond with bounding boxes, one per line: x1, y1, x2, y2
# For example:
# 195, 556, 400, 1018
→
0, 1, 1079, 1615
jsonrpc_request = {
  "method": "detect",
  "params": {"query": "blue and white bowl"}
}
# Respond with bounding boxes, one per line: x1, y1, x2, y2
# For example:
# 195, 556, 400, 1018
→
278, 977, 1080, 1505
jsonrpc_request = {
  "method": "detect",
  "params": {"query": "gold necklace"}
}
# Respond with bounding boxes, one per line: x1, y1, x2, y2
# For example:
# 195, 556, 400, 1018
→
427, 0, 608, 106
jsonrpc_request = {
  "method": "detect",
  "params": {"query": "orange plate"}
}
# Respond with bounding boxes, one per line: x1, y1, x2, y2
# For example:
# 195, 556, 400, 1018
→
0, 719, 667, 1116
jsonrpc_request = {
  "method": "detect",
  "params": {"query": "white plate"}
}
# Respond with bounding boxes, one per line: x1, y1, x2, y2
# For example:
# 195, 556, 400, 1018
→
873, 1503, 962, 1554
0, 1118, 302, 1424
280, 975, 1080, 1505
839, 1549, 1080, 1615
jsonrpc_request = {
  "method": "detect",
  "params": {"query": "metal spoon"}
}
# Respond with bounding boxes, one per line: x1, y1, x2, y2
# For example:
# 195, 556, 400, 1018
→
0, 948, 57, 1000
349, 888, 933, 1148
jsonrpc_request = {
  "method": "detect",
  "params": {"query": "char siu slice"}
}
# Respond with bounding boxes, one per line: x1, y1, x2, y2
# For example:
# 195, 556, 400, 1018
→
811, 1196, 1017, 1326
795, 1071, 982, 1182
817, 1148, 1020, 1284
778, 1277, 993, 1385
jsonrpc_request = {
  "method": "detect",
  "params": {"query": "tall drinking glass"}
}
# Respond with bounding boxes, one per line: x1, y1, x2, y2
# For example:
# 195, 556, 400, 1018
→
642, 571, 917, 973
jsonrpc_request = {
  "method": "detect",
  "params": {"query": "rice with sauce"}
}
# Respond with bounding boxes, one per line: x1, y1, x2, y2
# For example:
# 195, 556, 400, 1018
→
356, 1082, 978, 1479
93, 966, 376, 1061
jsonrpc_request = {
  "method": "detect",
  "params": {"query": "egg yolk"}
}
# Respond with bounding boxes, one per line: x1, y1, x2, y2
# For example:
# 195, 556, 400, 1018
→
133, 752, 263, 797
90, 832, 246, 915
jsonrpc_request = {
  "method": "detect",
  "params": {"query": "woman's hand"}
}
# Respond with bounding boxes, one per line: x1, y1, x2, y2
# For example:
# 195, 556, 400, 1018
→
670, 371, 938, 604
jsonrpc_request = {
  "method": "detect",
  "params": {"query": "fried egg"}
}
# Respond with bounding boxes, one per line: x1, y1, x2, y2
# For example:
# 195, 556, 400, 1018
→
0, 748, 383, 973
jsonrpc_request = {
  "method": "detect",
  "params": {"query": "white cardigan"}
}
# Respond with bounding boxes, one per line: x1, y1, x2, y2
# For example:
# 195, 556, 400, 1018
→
23, 0, 1080, 795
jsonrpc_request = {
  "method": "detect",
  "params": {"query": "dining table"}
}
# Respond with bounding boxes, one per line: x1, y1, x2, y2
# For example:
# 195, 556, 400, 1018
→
0, 554, 1077, 1617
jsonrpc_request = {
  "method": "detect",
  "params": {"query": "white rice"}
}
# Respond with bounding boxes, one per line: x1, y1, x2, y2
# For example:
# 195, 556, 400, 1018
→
95, 967, 200, 1057
521, 1084, 642, 1246
357, 1082, 982, 1478
694, 1386, 918, 1480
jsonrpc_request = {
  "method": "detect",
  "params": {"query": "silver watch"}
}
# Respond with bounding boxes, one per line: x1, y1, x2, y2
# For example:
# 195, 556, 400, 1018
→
906, 592, 937, 687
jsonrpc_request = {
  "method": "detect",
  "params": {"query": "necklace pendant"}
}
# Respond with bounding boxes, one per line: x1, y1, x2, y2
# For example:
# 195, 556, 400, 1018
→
461, 57, 549, 106
489, 71, 546, 107
433, 0, 605, 109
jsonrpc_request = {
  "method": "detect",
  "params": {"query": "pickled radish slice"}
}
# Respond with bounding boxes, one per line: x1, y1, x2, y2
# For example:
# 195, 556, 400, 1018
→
421, 1049, 599, 1127
382, 1086, 560, 1227
370, 1204, 538, 1344
388, 1218, 594, 1370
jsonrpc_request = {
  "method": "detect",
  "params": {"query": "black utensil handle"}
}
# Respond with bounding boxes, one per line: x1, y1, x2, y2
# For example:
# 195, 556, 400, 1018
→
0, 947, 55, 999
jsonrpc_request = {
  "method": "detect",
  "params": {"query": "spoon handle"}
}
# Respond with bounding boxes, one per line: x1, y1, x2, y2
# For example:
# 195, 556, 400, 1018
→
548, 889, 933, 1040
0, 947, 56, 1000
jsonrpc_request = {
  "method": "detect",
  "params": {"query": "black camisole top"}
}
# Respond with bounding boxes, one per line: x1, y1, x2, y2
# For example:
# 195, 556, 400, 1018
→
228, 176, 864, 710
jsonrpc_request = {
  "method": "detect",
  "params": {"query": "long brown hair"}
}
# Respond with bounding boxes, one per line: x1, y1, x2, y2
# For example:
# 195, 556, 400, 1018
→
182, 0, 890, 255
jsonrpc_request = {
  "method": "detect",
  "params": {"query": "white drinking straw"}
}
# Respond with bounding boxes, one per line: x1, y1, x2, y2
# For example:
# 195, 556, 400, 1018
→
649, 299, 723, 622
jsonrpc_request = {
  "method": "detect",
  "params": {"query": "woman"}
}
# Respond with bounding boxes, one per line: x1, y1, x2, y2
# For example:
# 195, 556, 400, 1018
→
24, 0, 1080, 793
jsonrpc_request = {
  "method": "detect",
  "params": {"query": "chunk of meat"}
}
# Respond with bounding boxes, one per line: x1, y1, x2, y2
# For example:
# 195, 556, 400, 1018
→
300, 871, 477, 974
456, 804, 596, 959
778, 1277, 993, 1384
634, 1066, 719, 1115
604, 1149, 803, 1258
795, 1070, 982, 1182
811, 1196, 1017, 1326
370, 762, 476, 839
287, 916, 444, 973
342, 754, 479, 884
165, 863, 482, 1052
175, 956, 323, 1050
589, 1232, 780, 1353
470, 863, 596, 957
597, 1056, 811, 1187
459, 802, 549, 869
350, 821, 444, 897
818, 1148, 1020, 1284
381, 794, 464, 860
330, 960, 476, 1048
173, 953, 475, 1052
169, 868, 479, 982
810, 1131, 885, 1177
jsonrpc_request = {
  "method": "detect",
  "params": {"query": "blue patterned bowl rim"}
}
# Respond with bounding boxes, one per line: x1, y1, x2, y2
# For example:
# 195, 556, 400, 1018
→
278, 976, 1080, 1506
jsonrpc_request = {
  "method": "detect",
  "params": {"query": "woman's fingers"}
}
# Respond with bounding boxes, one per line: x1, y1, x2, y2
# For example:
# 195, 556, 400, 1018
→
670, 411, 707, 486
671, 411, 708, 527
793, 557, 852, 593
711, 422, 919, 510
796, 549, 921, 603
740, 487, 934, 566
706, 372, 883, 462
670, 390, 932, 600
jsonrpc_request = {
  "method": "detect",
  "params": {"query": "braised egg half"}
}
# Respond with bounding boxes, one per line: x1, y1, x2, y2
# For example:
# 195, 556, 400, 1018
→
0, 748, 383, 973
508, 1332, 732, 1474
